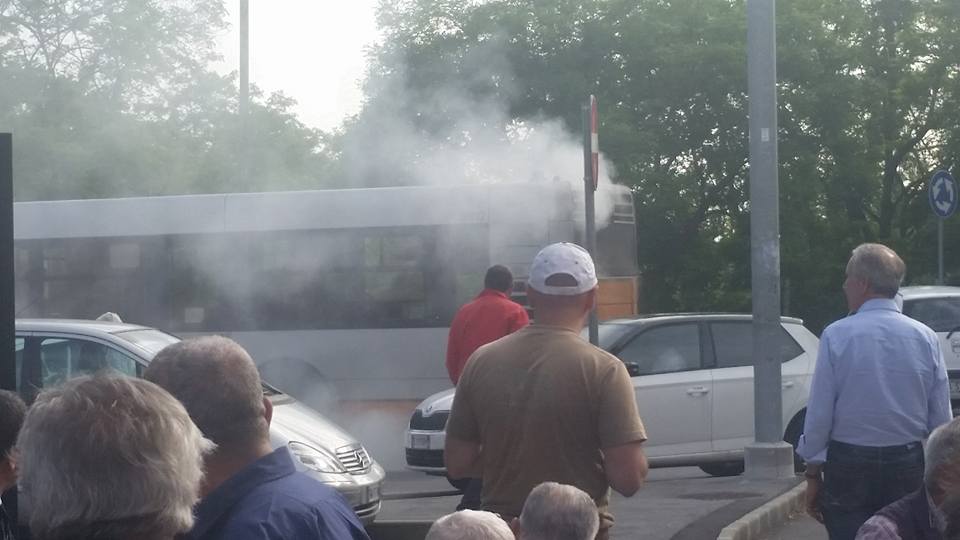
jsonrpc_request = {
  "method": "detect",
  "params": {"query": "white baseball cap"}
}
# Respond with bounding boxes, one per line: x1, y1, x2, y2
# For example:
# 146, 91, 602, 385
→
528, 242, 598, 295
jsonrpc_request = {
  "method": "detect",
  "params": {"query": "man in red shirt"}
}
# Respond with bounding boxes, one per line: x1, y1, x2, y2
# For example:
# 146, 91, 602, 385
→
446, 265, 529, 385
445, 264, 528, 510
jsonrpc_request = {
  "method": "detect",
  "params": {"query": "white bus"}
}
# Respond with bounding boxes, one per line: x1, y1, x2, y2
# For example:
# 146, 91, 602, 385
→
13, 182, 639, 410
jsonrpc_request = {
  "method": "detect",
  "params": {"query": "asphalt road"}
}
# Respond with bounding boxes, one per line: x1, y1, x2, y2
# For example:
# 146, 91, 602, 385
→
379, 467, 802, 540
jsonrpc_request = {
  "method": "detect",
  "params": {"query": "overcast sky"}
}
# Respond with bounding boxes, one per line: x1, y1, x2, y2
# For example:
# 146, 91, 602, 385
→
214, 1, 381, 131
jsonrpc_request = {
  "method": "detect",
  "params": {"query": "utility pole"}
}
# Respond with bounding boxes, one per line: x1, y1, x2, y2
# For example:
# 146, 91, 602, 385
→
582, 96, 599, 345
0, 134, 12, 392
744, 0, 795, 478
239, 0, 250, 186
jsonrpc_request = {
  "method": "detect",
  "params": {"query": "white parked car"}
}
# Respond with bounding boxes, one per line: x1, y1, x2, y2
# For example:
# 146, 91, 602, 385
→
405, 313, 820, 478
14, 319, 385, 523
898, 286, 960, 414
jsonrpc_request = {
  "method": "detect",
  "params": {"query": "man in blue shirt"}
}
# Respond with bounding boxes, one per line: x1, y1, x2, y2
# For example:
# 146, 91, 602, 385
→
145, 336, 369, 540
797, 243, 952, 540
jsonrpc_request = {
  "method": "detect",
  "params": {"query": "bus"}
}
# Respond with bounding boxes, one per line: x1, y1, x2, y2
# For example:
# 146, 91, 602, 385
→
13, 182, 639, 410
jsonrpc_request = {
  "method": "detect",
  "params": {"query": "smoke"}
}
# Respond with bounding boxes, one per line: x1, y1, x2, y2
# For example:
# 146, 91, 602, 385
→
338, 40, 623, 228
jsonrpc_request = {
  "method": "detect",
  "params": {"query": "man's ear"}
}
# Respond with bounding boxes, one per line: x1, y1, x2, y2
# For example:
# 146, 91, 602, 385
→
263, 397, 274, 427
0, 454, 16, 492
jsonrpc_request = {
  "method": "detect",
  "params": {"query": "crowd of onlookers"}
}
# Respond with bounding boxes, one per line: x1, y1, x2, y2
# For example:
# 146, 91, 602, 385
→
0, 333, 606, 540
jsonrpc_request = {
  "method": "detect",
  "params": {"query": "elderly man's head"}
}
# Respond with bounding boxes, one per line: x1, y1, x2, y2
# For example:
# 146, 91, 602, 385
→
925, 417, 960, 507
144, 336, 269, 451
844, 243, 905, 311
517, 482, 599, 540
17, 374, 212, 540
426, 510, 514, 540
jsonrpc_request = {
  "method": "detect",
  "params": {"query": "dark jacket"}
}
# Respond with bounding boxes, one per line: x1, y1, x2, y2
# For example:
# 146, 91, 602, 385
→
872, 489, 942, 540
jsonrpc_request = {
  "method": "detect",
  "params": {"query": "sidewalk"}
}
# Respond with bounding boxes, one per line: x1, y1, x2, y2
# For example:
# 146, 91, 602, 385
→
761, 514, 826, 540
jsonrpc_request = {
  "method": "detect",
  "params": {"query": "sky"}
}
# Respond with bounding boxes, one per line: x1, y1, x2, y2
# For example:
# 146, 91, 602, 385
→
214, 1, 382, 132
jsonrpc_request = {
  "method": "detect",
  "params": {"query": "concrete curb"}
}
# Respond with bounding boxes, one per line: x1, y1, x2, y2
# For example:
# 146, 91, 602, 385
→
716, 482, 806, 540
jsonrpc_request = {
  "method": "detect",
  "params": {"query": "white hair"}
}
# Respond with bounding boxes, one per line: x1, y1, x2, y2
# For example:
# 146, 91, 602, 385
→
17, 374, 214, 540
926, 417, 960, 490
426, 510, 514, 540
519, 482, 600, 540
846, 243, 905, 297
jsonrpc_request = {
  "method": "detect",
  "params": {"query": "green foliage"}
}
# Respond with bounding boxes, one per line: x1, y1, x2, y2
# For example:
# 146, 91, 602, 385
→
0, 0, 340, 200
361, 0, 960, 333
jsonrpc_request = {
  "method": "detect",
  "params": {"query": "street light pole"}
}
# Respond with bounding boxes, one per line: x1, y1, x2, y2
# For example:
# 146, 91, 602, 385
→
239, 0, 250, 186
744, 0, 795, 478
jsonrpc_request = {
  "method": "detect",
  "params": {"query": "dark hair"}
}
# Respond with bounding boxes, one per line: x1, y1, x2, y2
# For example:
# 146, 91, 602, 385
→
484, 265, 514, 293
0, 390, 25, 456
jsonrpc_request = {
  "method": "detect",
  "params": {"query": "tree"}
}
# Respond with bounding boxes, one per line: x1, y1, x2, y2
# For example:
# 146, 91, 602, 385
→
358, 0, 960, 332
0, 0, 340, 200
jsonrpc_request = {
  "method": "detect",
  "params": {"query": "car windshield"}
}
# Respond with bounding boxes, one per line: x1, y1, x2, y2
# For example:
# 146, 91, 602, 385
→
113, 329, 180, 357
903, 297, 960, 332
114, 328, 281, 396
580, 323, 635, 350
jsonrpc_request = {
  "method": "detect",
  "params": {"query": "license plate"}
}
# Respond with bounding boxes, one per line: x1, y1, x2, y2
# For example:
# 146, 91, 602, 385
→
411, 434, 430, 449
951, 378, 960, 397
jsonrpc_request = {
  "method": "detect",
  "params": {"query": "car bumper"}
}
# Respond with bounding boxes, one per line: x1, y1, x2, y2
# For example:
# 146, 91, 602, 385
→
404, 429, 447, 473
308, 462, 386, 524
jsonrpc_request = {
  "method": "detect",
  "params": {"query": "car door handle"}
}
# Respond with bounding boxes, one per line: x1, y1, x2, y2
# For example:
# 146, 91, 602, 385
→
686, 386, 710, 396
782, 381, 795, 389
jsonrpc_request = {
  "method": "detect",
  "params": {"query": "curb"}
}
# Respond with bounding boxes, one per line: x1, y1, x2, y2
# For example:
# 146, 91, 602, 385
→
716, 482, 806, 540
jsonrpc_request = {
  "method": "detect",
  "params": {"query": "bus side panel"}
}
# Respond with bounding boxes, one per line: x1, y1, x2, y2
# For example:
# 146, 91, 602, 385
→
597, 277, 638, 320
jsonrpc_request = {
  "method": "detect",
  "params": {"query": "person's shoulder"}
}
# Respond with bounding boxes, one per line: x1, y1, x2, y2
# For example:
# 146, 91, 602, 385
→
854, 513, 902, 540
229, 473, 363, 534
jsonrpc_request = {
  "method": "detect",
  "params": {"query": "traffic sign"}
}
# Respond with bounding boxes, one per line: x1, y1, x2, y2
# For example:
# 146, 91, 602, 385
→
929, 170, 958, 218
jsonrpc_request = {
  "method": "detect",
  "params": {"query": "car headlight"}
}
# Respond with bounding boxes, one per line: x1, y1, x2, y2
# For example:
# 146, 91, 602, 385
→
288, 441, 346, 474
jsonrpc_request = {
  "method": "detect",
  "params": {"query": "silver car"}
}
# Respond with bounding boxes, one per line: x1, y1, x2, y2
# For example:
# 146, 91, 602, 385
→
406, 313, 819, 478
14, 318, 385, 523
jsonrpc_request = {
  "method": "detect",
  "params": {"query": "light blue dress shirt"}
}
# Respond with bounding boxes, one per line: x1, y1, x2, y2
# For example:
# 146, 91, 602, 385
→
797, 298, 952, 464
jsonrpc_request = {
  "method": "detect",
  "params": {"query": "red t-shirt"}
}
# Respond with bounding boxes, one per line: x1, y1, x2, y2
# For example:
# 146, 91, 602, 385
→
446, 289, 529, 384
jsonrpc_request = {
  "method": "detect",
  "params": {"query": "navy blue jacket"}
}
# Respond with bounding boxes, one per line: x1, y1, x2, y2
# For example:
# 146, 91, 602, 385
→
186, 447, 370, 540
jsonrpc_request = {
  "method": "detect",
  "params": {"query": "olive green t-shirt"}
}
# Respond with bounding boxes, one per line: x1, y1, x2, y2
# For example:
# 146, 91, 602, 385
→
446, 324, 647, 531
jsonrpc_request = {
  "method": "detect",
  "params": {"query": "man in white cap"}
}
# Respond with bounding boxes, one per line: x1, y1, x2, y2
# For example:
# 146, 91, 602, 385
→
445, 242, 648, 540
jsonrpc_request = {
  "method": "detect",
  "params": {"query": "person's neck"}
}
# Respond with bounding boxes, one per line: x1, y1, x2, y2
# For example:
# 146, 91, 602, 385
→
200, 439, 274, 497
532, 312, 586, 333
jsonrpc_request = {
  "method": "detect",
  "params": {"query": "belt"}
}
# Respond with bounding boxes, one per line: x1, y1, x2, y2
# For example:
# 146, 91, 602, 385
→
829, 440, 922, 454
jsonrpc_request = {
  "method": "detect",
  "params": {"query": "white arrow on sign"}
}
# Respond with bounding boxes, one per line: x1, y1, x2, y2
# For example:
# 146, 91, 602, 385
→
935, 176, 956, 214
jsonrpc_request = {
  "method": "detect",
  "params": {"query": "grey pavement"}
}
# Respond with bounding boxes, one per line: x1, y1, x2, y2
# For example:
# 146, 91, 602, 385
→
760, 514, 826, 540
379, 467, 802, 540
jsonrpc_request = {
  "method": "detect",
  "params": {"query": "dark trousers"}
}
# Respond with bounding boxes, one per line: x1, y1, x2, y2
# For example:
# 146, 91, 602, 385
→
821, 440, 925, 540
456, 478, 483, 511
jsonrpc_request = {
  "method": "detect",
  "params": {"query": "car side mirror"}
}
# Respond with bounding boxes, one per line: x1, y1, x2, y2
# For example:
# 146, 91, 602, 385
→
624, 362, 641, 377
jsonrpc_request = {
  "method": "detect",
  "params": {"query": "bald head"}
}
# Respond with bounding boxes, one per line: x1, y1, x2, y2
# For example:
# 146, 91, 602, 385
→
144, 336, 267, 449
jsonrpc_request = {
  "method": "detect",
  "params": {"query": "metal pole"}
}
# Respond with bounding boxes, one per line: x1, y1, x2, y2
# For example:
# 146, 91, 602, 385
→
0, 135, 14, 392
744, 0, 793, 478
939, 218, 944, 285
239, 0, 249, 186
582, 101, 599, 345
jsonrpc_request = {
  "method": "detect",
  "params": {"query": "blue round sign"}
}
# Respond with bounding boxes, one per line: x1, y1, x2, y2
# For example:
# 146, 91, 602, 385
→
929, 170, 958, 218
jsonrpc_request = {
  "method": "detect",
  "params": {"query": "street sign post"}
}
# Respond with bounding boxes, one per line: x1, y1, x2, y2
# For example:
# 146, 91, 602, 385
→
582, 95, 599, 345
929, 170, 958, 285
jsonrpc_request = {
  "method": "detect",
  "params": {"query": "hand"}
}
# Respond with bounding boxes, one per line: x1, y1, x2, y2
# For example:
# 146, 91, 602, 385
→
805, 476, 824, 523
